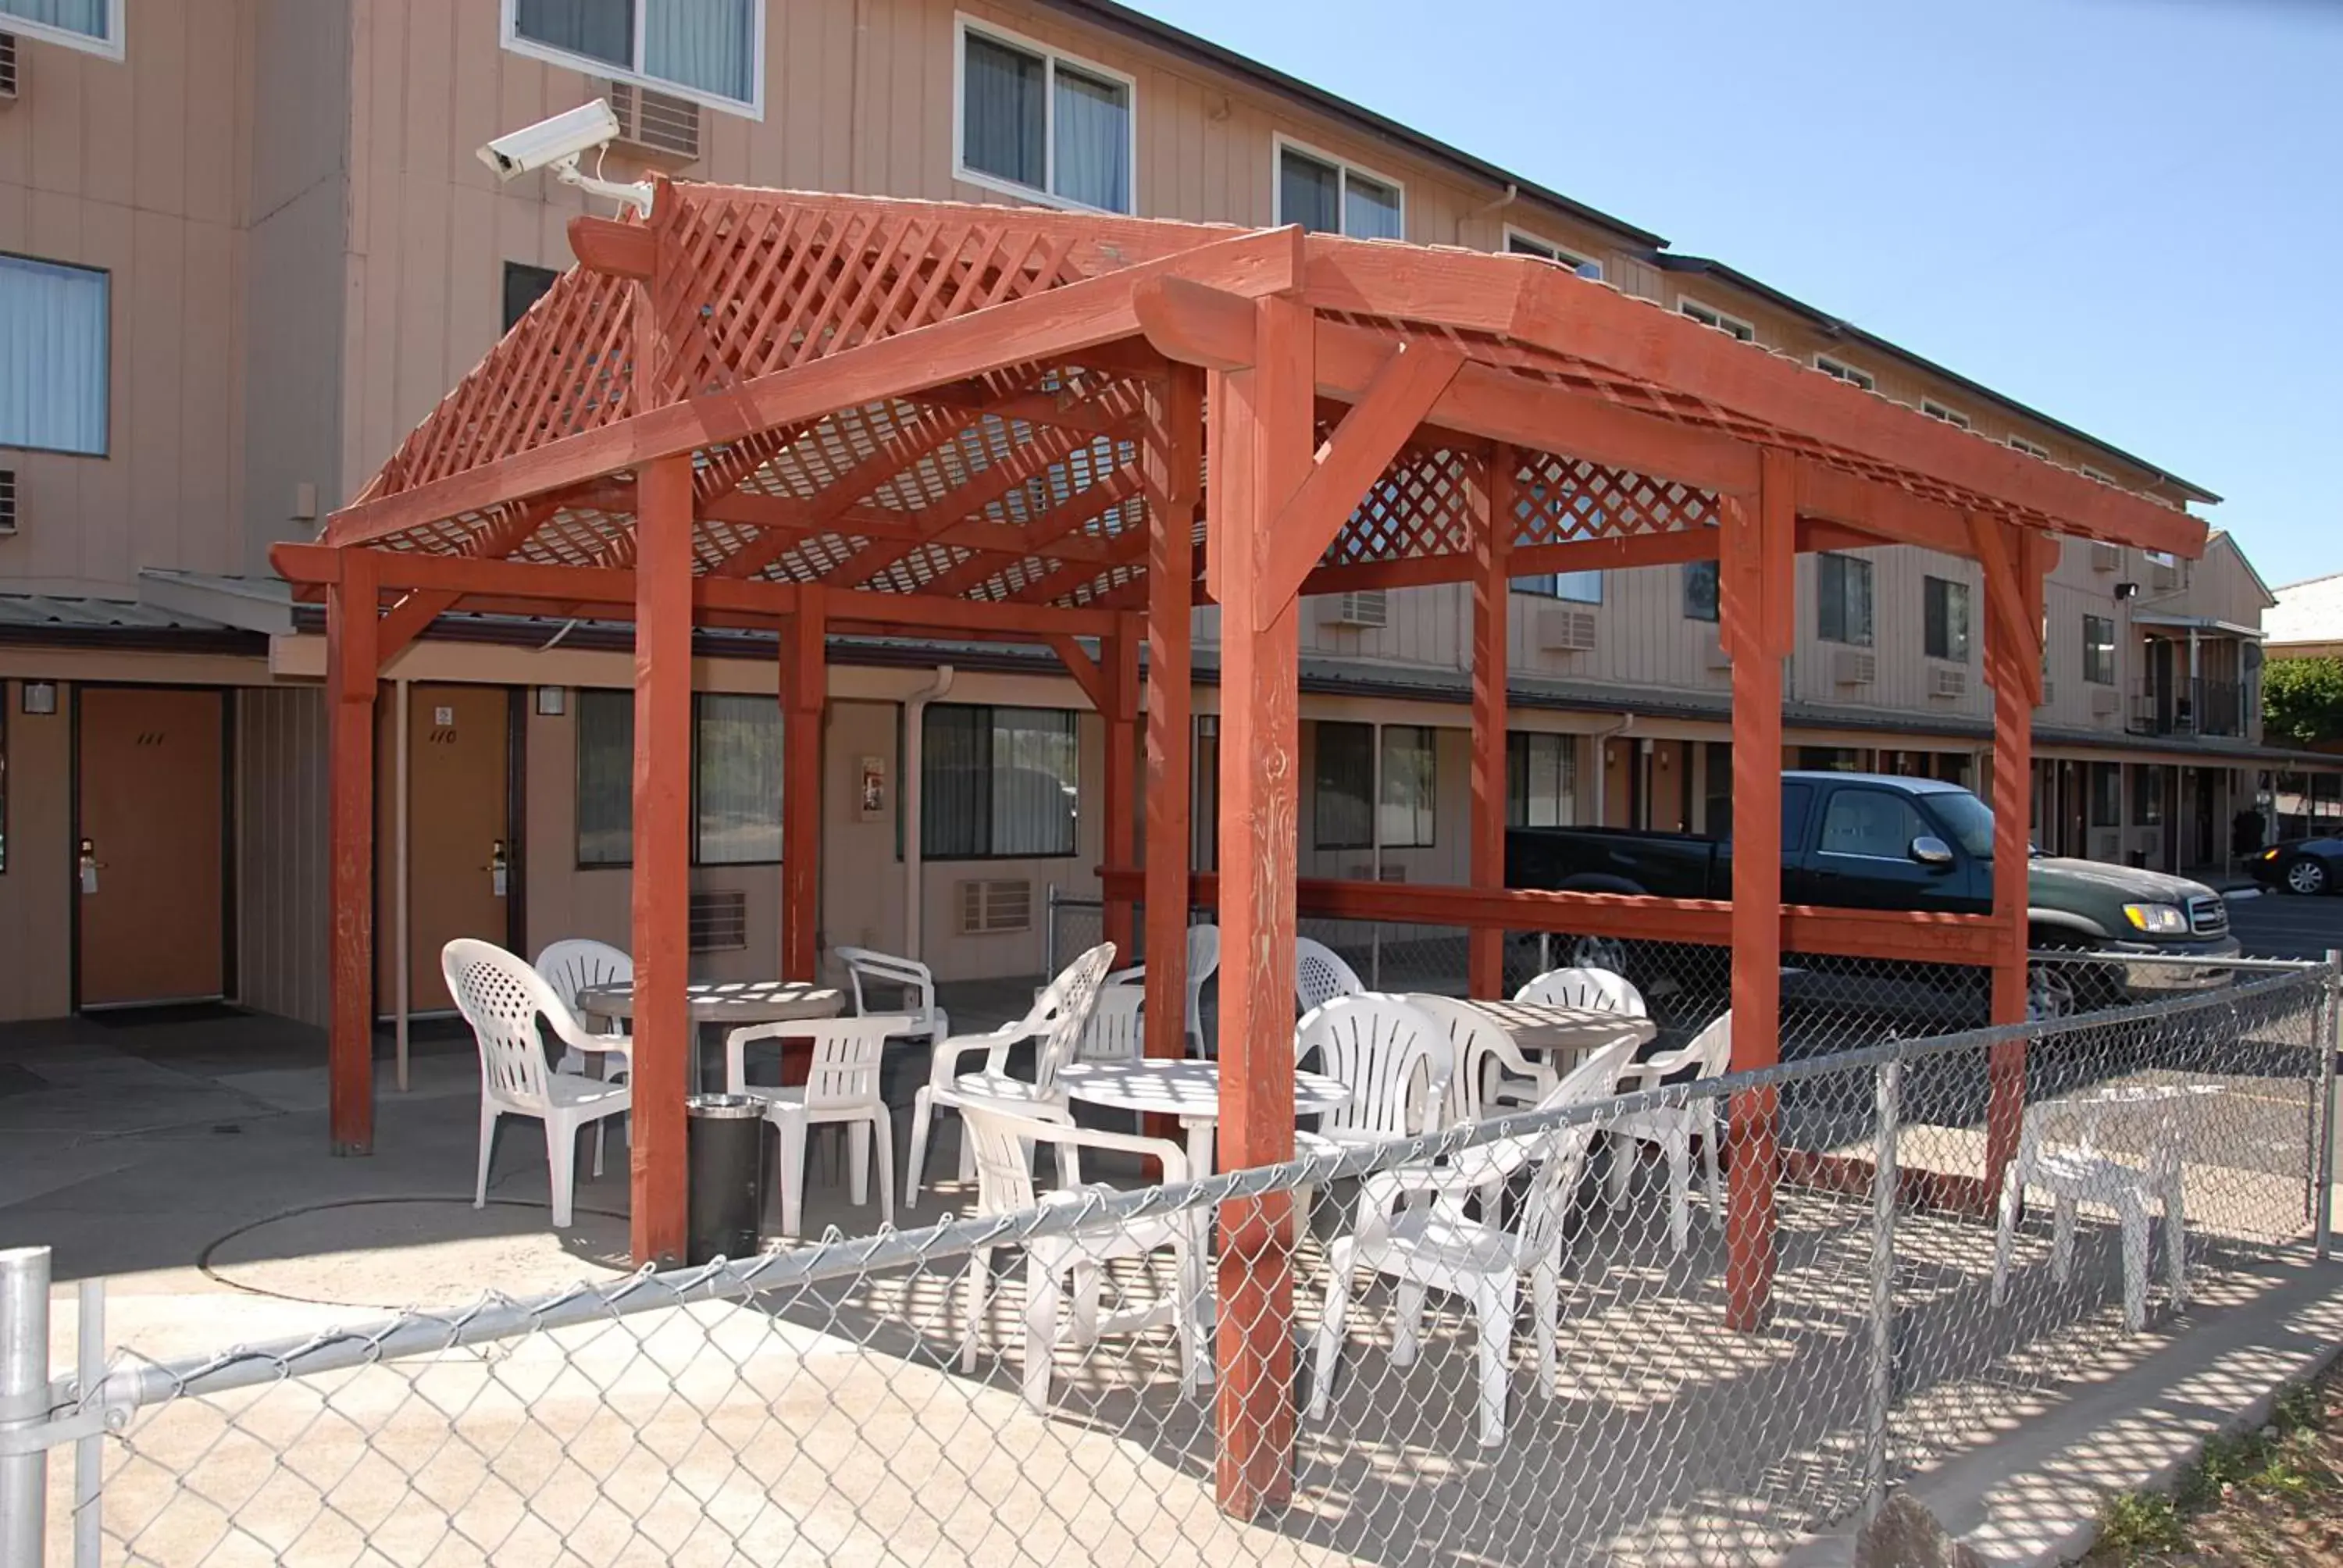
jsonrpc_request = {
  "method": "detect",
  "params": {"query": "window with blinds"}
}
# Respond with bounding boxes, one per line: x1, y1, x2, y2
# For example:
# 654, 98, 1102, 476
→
1506, 732, 1577, 828
922, 704, 1079, 861
0, 255, 108, 456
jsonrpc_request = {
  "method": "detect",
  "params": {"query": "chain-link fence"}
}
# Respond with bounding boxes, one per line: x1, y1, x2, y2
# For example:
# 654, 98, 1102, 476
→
2, 961, 2334, 1566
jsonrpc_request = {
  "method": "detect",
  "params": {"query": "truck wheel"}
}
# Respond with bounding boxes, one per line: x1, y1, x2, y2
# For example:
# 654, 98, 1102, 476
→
2286, 857, 2328, 896
2026, 959, 2080, 1021
1566, 935, 1632, 976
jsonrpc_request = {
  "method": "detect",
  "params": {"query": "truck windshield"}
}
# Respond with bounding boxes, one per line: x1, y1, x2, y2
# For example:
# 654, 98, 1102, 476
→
1928, 791, 1999, 858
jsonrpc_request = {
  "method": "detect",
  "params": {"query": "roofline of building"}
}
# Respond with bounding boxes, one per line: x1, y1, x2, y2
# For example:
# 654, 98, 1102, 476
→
2202, 531, 2278, 608
1651, 255, 2223, 507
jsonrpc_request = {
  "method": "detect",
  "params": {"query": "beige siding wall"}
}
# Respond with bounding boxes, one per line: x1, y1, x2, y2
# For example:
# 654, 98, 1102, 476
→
0, 681, 73, 1021
236, 683, 329, 1025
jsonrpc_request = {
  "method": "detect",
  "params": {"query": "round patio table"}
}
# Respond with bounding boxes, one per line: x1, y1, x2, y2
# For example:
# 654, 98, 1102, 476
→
576, 979, 846, 1090
1057, 1060, 1352, 1180
1419, 997, 1658, 1065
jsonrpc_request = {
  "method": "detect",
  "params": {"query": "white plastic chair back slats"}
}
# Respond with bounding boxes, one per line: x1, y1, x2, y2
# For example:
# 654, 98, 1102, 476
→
1295, 938, 1366, 1014
1031, 943, 1118, 1092
1511, 1039, 1639, 1262
1186, 924, 1221, 1056
1400, 993, 1509, 1128
1079, 982, 1146, 1064
958, 1095, 1046, 1216
800, 1019, 890, 1112
1513, 965, 1648, 1017
448, 939, 564, 1110
532, 939, 633, 1028
1297, 994, 1453, 1140
834, 946, 947, 1038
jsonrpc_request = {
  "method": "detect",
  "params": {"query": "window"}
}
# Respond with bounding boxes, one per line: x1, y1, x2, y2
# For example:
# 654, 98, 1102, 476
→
2082, 614, 2117, 685
1678, 298, 1755, 343
0, 0, 123, 60
1816, 552, 1874, 646
1507, 732, 1577, 828
576, 689, 634, 867
1920, 398, 1972, 429
956, 23, 1134, 212
1814, 355, 1875, 391
2080, 465, 2119, 486
0, 255, 108, 457
2134, 764, 2165, 826
2007, 434, 2051, 459
1514, 570, 1603, 604
1817, 788, 1931, 860
1683, 559, 1719, 622
0, 695, 8, 873
922, 704, 1079, 860
502, 262, 560, 332
1193, 715, 1218, 871
2088, 762, 2121, 829
1275, 141, 1403, 240
1312, 722, 1435, 850
1504, 229, 1599, 279
1924, 576, 1971, 662
503, 0, 762, 116
694, 694, 782, 865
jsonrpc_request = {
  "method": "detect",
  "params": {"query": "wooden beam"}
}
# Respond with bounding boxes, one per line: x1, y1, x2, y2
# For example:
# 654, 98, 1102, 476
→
1257, 336, 1466, 628
326, 549, 378, 1157
326, 225, 1303, 550
374, 590, 457, 669
1794, 459, 1971, 558
782, 588, 826, 983
1143, 365, 1203, 1071
1102, 618, 1140, 960
1045, 634, 1111, 715
709, 404, 972, 579
1469, 445, 1510, 998
629, 454, 694, 1268
1133, 273, 1262, 372
1214, 290, 1311, 1520
568, 216, 655, 280
1977, 515, 2047, 1203
1293, 526, 1724, 599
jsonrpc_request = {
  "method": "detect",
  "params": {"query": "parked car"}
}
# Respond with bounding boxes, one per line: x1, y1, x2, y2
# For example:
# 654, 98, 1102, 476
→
2248, 837, 2343, 896
1507, 772, 2239, 1022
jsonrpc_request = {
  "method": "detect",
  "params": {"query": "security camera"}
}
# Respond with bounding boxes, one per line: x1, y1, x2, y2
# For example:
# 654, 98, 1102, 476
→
477, 99, 654, 214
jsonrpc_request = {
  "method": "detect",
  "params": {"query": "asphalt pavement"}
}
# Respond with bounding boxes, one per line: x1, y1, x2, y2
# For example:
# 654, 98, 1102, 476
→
2225, 886, 2343, 960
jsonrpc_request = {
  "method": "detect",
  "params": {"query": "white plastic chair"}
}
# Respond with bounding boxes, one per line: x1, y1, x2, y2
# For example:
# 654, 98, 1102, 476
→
1990, 1086, 2203, 1331
1078, 981, 1146, 1064
834, 946, 951, 1049
532, 938, 634, 1079
1308, 1037, 1637, 1447
1100, 924, 1221, 1057
727, 1014, 913, 1238
949, 1092, 1205, 1411
1513, 965, 1649, 1018
1294, 994, 1453, 1153
1296, 937, 1367, 1014
1603, 1011, 1731, 1255
445, 939, 631, 1229
905, 943, 1118, 1205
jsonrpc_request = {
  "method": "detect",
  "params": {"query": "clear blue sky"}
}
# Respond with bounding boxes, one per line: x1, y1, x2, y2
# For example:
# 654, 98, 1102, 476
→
1132, 0, 2342, 586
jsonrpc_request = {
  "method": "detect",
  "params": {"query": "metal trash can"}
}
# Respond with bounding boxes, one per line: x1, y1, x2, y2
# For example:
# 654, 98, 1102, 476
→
686, 1093, 766, 1265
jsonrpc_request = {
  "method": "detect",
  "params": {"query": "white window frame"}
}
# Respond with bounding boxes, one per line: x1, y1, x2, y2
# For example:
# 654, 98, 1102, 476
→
1813, 354, 1875, 391
1272, 133, 1406, 240
1678, 296, 1756, 343
952, 16, 1139, 215
0, 0, 123, 62
1920, 398, 1972, 429
0, 251, 111, 458
1502, 226, 1600, 279
2006, 434, 2052, 459
499, 0, 767, 119
2080, 465, 2120, 486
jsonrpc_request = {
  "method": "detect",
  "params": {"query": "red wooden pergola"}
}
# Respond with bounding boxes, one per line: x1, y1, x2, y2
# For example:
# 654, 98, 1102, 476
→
273, 184, 2203, 1516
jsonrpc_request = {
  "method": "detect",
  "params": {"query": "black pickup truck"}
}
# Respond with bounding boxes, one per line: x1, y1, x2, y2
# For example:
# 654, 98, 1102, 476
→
1507, 771, 2238, 1020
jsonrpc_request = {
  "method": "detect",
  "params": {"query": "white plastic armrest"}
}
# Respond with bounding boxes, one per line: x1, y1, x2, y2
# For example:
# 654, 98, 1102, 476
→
1359, 1162, 1474, 1217
931, 1023, 1028, 1085
1617, 1038, 1702, 1091
1475, 1032, 1543, 1083
934, 1092, 1180, 1180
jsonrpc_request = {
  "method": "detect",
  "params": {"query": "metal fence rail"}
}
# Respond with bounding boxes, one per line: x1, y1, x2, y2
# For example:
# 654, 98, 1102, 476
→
2, 964, 2335, 1566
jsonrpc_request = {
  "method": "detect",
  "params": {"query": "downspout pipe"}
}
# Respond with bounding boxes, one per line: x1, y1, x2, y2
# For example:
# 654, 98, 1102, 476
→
901, 665, 955, 961
1589, 712, 1635, 826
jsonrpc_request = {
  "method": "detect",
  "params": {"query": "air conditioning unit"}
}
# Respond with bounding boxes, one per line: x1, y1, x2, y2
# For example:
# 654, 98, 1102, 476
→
0, 34, 20, 105
688, 888, 748, 953
1536, 607, 1599, 653
1832, 648, 1877, 686
958, 878, 1032, 935
1323, 590, 1388, 629
607, 80, 701, 164
2150, 558, 2180, 590
2090, 686, 2121, 717
0, 469, 15, 535
2089, 541, 2121, 573
1928, 666, 1967, 700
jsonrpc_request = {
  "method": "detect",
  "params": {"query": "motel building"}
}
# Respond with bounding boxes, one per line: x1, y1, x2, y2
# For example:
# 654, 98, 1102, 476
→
1, 1, 2336, 1033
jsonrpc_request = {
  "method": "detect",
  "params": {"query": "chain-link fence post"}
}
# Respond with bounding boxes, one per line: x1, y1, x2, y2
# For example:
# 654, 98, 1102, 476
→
72, 1277, 103, 1568
1043, 882, 1061, 982
0, 1246, 52, 1568
2320, 950, 2340, 1261
1863, 1057, 1902, 1522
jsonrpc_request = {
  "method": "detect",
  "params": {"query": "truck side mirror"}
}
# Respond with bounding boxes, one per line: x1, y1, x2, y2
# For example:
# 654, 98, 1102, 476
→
1910, 835, 1956, 868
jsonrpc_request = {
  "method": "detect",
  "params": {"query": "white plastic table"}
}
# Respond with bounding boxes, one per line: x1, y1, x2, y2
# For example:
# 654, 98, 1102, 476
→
576, 979, 846, 1089
1427, 997, 1659, 1064
1057, 1060, 1352, 1178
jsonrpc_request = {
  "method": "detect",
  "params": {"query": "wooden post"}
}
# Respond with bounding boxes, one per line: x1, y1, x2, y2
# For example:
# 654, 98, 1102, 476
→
1214, 291, 1311, 1519
1721, 448, 1796, 1331
782, 587, 826, 983
1143, 367, 1202, 1064
1974, 517, 2048, 1196
1102, 617, 1141, 962
630, 452, 695, 1267
326, 548, 379, 1156
1469, 446, 1514, 999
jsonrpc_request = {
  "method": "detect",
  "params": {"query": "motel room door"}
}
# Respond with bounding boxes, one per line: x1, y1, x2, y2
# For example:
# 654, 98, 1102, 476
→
75, 686, 228, 1007
378, 685, 519, 1015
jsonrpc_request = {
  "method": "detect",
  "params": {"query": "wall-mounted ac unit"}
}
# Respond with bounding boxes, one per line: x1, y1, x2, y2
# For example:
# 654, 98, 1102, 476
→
0, 469, 15, 535
1536, 607, 1599, 653
2090, 686, 2121, 717
958, 878, 1032, 935
1928, 666, 1967, 699
1832, 648, 1877, 686
2091, 831, 2122, 864
0, 34, 20, 104
1323, 590, 1388, 629
2149, 558, 2180, 590
2089, 541, 2121, 573
688, 889, 748, 953
607, 81, 702, 164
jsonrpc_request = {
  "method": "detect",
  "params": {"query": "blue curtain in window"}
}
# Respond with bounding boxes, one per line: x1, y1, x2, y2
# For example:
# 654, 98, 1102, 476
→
645, 0, 756, 105
0, 256, 107, 457
963, 34, 1046, 190
1052, 65, 1129, 211
515, 0, 632, 69
0, 0, 109, 41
